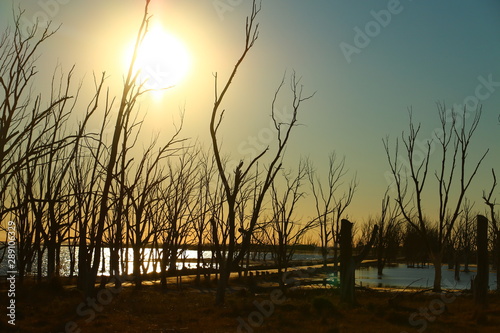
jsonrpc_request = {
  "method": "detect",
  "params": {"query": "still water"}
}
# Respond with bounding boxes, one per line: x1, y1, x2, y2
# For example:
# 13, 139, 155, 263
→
1, 247, 497, 290
354, 264, 497, 290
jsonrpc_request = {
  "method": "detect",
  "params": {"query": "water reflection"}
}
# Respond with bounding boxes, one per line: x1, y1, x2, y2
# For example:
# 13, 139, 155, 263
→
355, 264, 497, 290
1, 248, 497, 291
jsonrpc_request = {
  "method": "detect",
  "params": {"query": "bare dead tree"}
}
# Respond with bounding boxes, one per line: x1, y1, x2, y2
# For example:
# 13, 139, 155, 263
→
0, 13, 73, 278
332, 173, 357, 273
74, 85, 114, 291
209, 1, 314, 305
0, 13, 70, 199
105, 94, 140, 288
449, 198, 476, 281
376, 189, 402, 276
125, 143, 161, 287
190, 146, 219, 285
161, 145, 197, 279
0, 9, 112, 284
307, 152, 356, 270
201, 154, 227, 283
36, 67, 99, 280
81, 0, 167, 296
261, 160, 314, 291
5, 166, 39, 282
383, 104, 488, 292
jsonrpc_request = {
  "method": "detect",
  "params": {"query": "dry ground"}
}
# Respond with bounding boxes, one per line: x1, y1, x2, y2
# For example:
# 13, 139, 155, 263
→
1, 276, 499, 333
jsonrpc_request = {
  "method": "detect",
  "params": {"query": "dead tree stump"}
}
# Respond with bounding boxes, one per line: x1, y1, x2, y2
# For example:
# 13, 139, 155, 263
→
474, 215, 489, 309
339, 219, 378, 305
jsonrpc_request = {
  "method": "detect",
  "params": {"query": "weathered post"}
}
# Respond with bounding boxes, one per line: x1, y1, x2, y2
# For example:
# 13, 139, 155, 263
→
474, 215, 489, 309
339, 219, 354, 304
496, 230, 500, 292
339, 219, 378, 305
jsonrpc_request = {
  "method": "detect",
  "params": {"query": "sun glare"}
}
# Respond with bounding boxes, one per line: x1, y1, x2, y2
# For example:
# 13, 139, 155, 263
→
123, 22, 191, 99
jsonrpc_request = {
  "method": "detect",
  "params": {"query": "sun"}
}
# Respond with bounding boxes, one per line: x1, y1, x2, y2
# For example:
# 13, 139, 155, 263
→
123, 22, 191, 98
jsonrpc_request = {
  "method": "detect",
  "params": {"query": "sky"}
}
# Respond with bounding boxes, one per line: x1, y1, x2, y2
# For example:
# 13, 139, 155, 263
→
1, 0, 499, 226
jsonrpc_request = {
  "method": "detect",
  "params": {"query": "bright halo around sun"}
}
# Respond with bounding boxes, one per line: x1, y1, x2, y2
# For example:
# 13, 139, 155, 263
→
124, 22, 191, 99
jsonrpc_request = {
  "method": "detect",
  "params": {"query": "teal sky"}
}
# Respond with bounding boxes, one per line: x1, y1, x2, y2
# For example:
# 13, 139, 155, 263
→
1, 0, 499, 223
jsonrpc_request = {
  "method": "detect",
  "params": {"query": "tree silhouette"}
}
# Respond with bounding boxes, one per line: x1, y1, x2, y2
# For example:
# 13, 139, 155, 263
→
208, 1, 314, 305
384, 105, 487, 292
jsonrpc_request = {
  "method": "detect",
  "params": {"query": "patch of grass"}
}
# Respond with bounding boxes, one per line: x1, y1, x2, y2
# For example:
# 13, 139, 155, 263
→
384, 309, 410, 326
312, 296, 343, 319
48, 276, 65, 293
6, 277, 500, 333
279, 303, 297, 312
326, 325, 341, 333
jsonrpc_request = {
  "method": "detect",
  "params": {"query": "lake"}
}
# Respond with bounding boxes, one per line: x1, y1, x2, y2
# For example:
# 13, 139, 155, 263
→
354, 264, 497, 290
1, 247, 497, 290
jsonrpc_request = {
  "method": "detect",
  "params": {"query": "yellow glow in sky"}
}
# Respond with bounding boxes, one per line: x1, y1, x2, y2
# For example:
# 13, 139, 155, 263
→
123, 21, 191, 100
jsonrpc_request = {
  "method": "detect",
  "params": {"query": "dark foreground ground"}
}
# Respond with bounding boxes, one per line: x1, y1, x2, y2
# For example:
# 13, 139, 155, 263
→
1, 274, 499, 333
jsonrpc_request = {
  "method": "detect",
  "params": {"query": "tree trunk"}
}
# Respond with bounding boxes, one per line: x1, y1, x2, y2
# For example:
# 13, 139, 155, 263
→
340, 219, 378, 305
215, 264, 230, 306
321, 221, 328, 268
56, 244, 61, 277
47, 240, 55, 279
333, 246, 339, 277
278, 267, 286, 292
133, 245, 142, 288
110, 217, 122, 288
464, 246, 470, 273
169, 242, 179, 275
68, 242, 76, 278
101, 246, 106, 274
322, 246, 328, 268
454, 255, 460, 282
160, 243, 169, 289
432, 254, 442, 293
496, 230, 500, 292
340, 257, 356, 305
110, 246, 121, 288
196, 242, 202, 286
474, 215, 489, 308
35, 215, 43, 283
245, 251, 250, 278
77, 221, 88, 290
36, 245, 43, 283
377, 238, 384, 276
